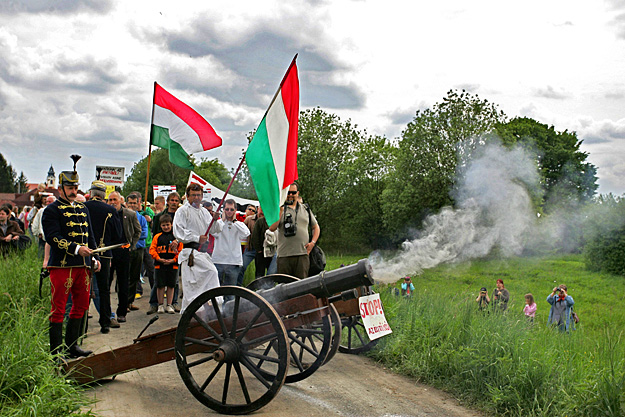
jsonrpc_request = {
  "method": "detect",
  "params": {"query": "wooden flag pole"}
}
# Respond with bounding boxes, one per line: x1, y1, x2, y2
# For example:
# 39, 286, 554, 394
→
143, 82, 157, 209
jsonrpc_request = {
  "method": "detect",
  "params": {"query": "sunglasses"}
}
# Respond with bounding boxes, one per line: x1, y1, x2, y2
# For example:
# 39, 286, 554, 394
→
224, 208, 236, 212
248, 209, 257, 213
287, 191, 298, 195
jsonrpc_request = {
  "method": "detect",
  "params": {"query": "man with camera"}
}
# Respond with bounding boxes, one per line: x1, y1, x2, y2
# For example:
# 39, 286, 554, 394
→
547, 284, 575, 332
269, 182, 320, 279
211, 198, 249, 290
476, 287, 490, 310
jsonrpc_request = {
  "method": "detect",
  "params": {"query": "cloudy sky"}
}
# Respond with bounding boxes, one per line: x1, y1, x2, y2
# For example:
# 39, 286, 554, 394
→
1, 0, 624, 195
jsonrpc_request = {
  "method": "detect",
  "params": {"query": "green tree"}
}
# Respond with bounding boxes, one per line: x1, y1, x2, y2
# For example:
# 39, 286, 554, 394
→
382, 90, 506, 238
297, 107, 393, 251
584, 194, 625, 275
15, 172, 28, 193
0, 153, 16, 193
495, 117, 598, 212
122, 149, 231, 201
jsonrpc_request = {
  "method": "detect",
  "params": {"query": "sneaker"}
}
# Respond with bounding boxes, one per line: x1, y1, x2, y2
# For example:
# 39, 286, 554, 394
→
129, 304, 139, 311
173, 304, 180, 313
100, 326, 110, 334
146, 305, 158, 315
157, 305, 165, 314
110, 318, 120, 328
165, 304, 175, 314
117, 316, 126, 323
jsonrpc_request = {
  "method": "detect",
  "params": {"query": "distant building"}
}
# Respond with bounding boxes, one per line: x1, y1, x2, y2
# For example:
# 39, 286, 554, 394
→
46, 165, 55, 188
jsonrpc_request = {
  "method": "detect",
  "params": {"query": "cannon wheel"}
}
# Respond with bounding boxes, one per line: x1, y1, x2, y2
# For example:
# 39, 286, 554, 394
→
175, 286, 289, 415
338, 315, 379, 355
247, 274, 335, 382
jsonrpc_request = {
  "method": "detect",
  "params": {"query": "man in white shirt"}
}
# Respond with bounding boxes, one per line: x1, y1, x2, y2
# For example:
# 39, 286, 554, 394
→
173, 183, 223, 314
212, 199, 250, 298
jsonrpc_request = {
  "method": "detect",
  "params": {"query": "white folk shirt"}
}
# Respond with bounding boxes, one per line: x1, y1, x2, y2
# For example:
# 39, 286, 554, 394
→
211, 218, 250, 266
173, 202, 224, 314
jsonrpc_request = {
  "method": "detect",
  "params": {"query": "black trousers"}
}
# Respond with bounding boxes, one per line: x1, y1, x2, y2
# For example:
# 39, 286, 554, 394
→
110, 248, 130, 318
128, 249, 143, 306
95, 258, 111, 328
254, 252, 272, 278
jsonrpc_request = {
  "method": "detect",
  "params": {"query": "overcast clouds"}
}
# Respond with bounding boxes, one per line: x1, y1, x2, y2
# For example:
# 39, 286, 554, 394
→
0, 0, 624, 195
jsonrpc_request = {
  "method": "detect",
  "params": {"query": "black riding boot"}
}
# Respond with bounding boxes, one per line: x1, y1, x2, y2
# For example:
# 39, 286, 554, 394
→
49, 322, 64, 356
65, 318, 93, 358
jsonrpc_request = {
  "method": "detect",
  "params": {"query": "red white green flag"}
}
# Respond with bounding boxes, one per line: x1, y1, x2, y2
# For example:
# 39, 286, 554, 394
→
246, 58, 299, 225
151, 83, 222, 169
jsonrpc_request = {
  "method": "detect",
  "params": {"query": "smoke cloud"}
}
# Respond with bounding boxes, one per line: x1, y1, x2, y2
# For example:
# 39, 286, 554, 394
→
371, 142, 541, 283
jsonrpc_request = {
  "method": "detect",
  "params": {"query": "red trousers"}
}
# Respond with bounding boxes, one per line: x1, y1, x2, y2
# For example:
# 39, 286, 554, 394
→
49, 267, 91, 323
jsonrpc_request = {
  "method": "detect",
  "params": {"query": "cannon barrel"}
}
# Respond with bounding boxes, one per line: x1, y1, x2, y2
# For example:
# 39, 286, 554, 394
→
256, 258, 374, 303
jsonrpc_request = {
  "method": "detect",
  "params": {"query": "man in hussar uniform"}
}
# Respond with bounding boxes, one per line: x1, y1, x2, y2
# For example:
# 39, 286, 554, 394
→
173, 183, 223, 314
42, 155, 100, 358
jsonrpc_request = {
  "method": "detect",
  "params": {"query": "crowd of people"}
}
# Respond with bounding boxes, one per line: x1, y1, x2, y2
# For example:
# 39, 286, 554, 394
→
12, 156, 322, 359
473, 279, 576, 331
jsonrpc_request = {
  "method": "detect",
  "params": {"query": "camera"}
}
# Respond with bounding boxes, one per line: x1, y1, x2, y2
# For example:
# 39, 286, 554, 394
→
555, 288, 562, 293
283, 213, 297, 237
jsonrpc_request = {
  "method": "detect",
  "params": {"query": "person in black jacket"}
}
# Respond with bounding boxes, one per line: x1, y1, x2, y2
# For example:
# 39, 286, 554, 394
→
84, 180, 123, 334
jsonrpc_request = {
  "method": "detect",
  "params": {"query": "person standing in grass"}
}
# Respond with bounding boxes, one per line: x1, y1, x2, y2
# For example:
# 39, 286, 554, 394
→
476, 287, 490, 310
492, 279, 510, 312
547, 284, 575, 332
523, 293, 537, 323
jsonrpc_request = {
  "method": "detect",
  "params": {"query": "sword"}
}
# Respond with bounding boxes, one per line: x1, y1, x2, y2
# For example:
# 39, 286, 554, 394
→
91, 242, 128, 254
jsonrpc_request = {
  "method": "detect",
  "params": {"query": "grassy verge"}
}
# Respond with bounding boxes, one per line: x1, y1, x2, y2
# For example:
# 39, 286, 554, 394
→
0, 245, 94, 417
369, 254, 625, 417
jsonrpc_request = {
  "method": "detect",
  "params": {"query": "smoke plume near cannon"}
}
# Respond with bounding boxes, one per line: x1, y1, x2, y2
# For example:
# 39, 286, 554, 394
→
371, 141, 542, 283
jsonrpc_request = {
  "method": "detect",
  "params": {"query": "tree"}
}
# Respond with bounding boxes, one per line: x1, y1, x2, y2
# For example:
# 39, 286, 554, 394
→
495, 117, 598, 212
0, 153, 16, 193
583, 194, 625, 275
297, 107, 394, 251
122, 149, 231, 201
382, 90, 506, 239
15, 172, 28, 193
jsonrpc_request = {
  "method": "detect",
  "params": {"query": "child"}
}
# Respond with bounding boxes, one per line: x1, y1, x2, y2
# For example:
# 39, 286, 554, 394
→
523, 293, 537, 322
149, 214, 182, 314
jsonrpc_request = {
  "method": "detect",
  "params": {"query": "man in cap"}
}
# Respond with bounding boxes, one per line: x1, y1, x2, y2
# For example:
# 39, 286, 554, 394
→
84, 180, 123, 333
42, 155, 101, 358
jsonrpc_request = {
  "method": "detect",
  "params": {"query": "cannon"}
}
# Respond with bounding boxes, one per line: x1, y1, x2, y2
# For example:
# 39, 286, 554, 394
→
63, 259, 379, 415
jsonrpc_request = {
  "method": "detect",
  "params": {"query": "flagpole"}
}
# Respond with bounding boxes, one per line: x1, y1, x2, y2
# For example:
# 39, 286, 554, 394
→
202, 153, 247, 240
201, 55, 298, 248
143, 81, 157, 209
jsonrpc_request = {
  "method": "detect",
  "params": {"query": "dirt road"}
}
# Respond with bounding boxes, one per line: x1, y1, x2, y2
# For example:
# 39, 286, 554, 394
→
80, 285, 481, 417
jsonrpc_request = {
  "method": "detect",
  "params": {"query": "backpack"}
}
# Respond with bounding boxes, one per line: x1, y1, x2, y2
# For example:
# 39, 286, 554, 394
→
304, 204, 326, 276
571, 308, 580, 324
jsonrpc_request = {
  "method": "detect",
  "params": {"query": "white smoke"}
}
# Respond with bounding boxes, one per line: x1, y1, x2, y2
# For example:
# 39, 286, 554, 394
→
371, 142, 540, 283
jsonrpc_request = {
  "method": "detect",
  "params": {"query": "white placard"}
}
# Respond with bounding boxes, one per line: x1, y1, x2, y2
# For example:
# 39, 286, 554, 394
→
359, 293, 392, 340
153, 185, 177, 200
96, 166, 125, 186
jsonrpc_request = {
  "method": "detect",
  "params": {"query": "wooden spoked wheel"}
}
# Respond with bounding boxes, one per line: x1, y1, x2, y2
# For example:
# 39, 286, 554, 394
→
175, 286, 289, 415
247, 274, 334, 383
338, 315, 379, 354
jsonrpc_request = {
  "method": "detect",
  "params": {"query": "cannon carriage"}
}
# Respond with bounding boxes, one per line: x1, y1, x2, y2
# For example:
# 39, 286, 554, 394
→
63, 259, 381, 415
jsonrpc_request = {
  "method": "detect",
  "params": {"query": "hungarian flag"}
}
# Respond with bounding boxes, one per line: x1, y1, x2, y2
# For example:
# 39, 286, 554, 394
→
246, 57, 299, 225
151, 83, 222, 169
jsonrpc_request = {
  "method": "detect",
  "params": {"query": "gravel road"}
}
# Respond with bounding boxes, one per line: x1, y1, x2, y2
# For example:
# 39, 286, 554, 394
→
79, 284, 481, 417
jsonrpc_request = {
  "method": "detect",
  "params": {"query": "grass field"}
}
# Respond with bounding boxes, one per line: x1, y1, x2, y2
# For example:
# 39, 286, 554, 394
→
370, 254, 625, 417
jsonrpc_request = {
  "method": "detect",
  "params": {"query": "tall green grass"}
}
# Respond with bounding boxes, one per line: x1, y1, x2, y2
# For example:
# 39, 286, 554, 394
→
370, 254, 625, 417
0, 245, 94, 416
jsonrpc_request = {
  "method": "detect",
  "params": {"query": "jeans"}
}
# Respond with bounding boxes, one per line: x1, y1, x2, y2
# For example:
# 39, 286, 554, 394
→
268, 254, 277, 275
215, 264, 241, 302
237, 248, 256, 286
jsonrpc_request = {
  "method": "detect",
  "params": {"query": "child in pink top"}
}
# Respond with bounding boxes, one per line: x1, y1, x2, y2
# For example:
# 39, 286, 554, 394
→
523, 293, 537, 322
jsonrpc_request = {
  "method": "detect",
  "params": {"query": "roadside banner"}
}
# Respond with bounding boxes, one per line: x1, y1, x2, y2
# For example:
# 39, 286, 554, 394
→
96, 166, 125, 187
359, 293, 392, 340
153, 185, 177, 200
